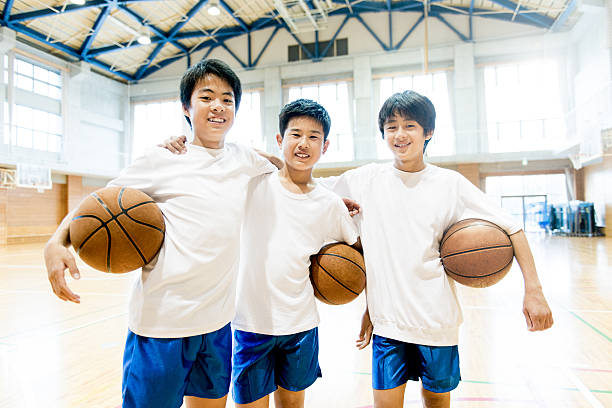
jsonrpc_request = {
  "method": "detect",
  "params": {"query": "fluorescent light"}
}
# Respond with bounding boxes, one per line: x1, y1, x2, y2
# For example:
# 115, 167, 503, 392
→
71, 0, 86, 4
208, 0, 221, 15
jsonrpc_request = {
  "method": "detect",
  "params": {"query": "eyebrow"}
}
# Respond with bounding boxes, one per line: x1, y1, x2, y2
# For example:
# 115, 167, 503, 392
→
197, 88, 234, 97
289, 127, 322, 134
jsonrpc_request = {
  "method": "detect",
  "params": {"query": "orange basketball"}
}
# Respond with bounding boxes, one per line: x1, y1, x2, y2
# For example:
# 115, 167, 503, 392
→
310, 242, 366, 305
69, 186, 165, 273
440, 219, 514, 288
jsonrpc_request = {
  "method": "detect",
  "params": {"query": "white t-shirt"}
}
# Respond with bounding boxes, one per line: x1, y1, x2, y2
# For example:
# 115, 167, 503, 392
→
232, 171, 359, 336
108, 143, 276, 338
323, 163, 521, 346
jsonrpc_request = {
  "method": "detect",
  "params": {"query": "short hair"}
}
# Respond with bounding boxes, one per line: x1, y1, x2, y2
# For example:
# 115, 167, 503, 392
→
179, 58, 242, 127
378, 90, 436, 152
278, 99, 331, 141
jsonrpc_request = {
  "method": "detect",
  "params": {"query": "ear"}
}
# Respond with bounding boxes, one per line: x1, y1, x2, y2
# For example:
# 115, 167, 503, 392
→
425, 130, 433, 140
275, 133, 283, 149
322, 139, 330, 154
182, 104, 191, 119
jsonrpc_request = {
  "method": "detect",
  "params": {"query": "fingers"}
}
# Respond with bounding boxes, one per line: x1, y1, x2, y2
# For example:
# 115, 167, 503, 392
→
524, 308, 554, 331
48, 262, 80, 303
170, 140, 187, 153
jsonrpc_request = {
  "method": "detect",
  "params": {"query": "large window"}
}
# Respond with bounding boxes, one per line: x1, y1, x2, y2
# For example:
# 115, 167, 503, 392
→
226, 90, 264, 150
286, 81, 353, 163
376, 71, 455, 159
132, 100, 184, 160
484, 60, 565, 153
14, 57, 62, 100
2, 54, 64, 154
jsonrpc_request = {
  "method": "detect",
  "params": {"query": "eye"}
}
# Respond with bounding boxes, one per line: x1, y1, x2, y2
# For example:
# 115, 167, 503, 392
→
224, 98, 234, 104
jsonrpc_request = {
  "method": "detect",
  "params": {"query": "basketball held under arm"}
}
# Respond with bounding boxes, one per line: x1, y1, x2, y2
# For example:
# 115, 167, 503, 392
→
44, 211, 82, 304
509, 230, 553, 331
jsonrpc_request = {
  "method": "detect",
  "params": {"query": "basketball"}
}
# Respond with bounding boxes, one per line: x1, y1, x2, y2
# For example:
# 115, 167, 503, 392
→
69, 186, 165, 274
440, 218, 514, 288
310, 242, 366, 305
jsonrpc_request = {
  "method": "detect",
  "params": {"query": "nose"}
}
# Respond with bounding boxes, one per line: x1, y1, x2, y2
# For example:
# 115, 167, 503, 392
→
297, 136, 309, 149
211, 98, 224, 112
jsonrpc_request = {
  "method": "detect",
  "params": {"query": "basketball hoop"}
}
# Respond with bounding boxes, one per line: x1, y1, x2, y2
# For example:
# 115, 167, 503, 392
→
16, 163, 52, 191
0, 168, 16, 189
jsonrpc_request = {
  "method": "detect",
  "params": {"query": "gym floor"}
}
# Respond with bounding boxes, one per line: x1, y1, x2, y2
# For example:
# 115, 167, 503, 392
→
0, 234, 610, 407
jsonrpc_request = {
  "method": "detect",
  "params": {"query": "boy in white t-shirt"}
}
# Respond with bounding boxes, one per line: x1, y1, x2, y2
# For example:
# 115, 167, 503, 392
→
43, 59, 278, 408
323, 90, 554, 408
163, 99, 359, 408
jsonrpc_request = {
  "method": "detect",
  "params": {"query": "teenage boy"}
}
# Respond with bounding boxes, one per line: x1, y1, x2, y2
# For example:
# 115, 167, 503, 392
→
43, 59, 279, 408
163, 99, 359, 408
327, 90, 554, 408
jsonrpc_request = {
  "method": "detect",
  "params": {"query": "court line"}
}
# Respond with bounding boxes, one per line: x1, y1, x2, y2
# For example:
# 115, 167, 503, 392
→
0, 289, 127, 297
568, 311, 612, 343
571, 367, 612, 373
562, 366, 605, 408
463, 305, 612, 314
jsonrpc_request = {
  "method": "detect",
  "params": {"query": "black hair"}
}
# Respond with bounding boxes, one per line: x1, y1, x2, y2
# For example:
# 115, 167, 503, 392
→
378, 90, 436, 152
179, 58, 242, 128
278, 99, 331, 141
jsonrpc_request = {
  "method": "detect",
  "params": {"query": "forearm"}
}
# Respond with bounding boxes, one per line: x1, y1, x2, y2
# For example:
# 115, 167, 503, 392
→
509, 230, 543, 293
47, 211, 75, 248
254, 149, 283, 170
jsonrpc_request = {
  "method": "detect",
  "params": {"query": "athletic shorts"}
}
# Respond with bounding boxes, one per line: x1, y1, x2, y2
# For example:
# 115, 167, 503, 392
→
372, 334, 461, 393
232, 328, 322, 404
121, 323, 232, 408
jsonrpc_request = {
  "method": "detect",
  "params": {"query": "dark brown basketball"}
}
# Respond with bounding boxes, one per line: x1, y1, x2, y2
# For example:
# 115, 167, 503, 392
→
310, 242, 366, 305
69, 186, 165, 274
440, 218, 514, 288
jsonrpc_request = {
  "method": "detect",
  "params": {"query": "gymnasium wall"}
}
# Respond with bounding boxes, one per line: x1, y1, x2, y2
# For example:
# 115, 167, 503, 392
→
584, 155, 612, 232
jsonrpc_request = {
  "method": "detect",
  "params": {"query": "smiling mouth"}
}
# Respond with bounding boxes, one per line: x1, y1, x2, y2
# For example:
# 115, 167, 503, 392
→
295, 153, 310, 159
208, 117, 225, 123
395, 142, 410, 148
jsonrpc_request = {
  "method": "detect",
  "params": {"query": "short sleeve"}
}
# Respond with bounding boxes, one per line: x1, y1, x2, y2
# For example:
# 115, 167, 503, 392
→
327, 197, 359, 245
318, 167, 362, 201
107, 149, 155, 195
457, 175, 522, 235
243, 147, 277, 178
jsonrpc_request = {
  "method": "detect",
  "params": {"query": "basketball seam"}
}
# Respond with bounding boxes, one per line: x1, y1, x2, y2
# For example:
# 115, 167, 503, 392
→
441, 219, 508, 247
318, 252, 366, 276
442, 244, 513, 258
93, 191, 148, 266
315, 254, 361, 296
311, 277, 337, 305
71, 213, 112, 272
444, 259, 512, 279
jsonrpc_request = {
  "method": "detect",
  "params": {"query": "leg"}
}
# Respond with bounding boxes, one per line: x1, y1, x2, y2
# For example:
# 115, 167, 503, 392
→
184, 395, 228, 408
373, 384, 406, 408
273, 386, 305, 408
234, 394, 270, 408
420, 388, 450, 408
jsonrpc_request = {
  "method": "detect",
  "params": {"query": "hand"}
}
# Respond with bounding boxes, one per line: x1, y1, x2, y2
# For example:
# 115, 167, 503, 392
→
343, 198, 361, 216
158, 135, 187, 154
356, 308, 373, 349
44, 242, 81, 303
523, 289, 553, 331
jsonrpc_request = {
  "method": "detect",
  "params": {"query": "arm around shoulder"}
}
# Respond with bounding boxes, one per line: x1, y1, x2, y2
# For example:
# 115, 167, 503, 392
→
509, 230, 553, 331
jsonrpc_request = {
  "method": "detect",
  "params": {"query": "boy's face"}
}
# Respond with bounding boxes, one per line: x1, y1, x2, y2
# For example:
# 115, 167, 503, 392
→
383, 112, 432, 164
276, 116, 329, 172
182, 74, 235, 149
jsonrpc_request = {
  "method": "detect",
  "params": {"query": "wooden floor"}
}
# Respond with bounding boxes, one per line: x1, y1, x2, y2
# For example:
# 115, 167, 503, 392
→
1, 234, 611, 408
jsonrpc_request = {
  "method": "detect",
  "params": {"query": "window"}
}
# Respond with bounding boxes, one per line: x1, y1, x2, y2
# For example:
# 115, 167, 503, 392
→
286, 81, 353, 163
376, 72, 454, 159
132, 100, 184, 160
288, 38, 348, 62
484, 60, 565, 153
10, 104, 62, 152
14, 57, 62, 100
226, 90, 264, 149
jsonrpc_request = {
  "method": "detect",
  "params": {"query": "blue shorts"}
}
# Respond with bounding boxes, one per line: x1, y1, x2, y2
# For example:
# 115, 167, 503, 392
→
232, 328, 322, 404
372, 334, 460, 393
122, 323, 232, 408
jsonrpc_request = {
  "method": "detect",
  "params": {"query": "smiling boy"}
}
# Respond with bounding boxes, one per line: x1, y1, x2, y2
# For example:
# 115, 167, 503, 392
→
43, 59, 278, 408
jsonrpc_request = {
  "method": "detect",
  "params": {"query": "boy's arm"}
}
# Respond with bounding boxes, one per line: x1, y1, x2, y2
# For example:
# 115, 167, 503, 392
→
509, 230, 553, 331
253, 148, 283, 170
356, 306, 372, 349
44, 211, 81, 303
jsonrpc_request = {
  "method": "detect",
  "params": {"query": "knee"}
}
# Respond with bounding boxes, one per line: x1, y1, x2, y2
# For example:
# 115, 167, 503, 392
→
421, 388, 450, 408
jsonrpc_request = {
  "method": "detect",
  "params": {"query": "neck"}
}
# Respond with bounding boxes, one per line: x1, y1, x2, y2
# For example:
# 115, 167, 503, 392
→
393, 157, 426, 173
278, 164, 315, 193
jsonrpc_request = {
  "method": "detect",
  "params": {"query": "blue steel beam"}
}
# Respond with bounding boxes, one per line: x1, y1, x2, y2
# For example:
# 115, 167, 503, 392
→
8, 1, 107, 22
80, 5, 111, 55
550, 0, 577, 31
252, 25, 280, 66
469, 0, 474, 40
320, 14, 350, 58
486, 0, 554, 27
166, 0, 208, 40
219, 43, 247, 68
354, 13, 390, 51
134, 42, 166, 79
433, 13, 468, 41
394, 14, 423, 49
219, 0, 248, 31
387, 0, 393, 48
2, 0, 15, 24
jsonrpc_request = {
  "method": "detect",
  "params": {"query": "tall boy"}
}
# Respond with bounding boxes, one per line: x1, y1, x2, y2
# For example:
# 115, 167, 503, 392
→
163, 99, 359, 408
43, 59, 278, 408
326, 90, 553, 408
